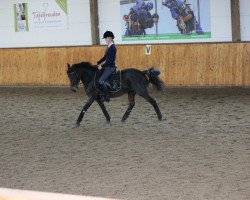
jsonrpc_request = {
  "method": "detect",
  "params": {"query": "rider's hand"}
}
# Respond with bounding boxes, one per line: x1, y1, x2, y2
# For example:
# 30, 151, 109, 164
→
98, 65, 102, 70
179, 16, 184, 21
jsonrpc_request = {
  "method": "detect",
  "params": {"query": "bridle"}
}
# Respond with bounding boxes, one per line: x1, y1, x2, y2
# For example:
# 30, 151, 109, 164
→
68, 70, 81, 88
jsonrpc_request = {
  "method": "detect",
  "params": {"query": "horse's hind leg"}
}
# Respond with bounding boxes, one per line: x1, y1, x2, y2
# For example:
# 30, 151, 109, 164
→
139, 91, 162, 121
96, 99, 111, 123
121, 91, 136, 122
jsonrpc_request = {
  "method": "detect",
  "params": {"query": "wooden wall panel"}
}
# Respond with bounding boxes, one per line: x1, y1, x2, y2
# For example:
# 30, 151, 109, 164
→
0, 43, 249, 86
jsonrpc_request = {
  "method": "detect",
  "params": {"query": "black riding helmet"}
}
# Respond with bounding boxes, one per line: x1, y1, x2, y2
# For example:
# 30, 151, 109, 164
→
152, 13, 159, 20
102, 31, 115, 39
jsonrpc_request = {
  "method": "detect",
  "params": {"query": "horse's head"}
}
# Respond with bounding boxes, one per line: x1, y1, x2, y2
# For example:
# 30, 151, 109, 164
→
67, 63, 80, 92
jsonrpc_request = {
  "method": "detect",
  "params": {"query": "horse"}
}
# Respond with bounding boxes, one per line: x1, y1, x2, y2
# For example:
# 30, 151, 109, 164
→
66, 62, 166, 126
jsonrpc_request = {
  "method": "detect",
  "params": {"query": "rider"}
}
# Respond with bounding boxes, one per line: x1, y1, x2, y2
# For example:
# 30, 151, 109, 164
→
97, 31, 117, 102
124, 1, 157, 36
162, 0, 204, 35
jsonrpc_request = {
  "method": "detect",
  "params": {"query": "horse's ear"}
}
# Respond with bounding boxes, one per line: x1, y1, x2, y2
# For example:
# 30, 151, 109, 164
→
67, 63, 71, 69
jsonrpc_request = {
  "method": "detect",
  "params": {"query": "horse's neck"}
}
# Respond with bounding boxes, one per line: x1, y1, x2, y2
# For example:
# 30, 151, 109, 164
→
80, 69, 95, 87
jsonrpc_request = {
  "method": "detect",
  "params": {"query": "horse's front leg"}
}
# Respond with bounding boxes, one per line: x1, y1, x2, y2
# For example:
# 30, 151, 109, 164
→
76, 96, 95, 126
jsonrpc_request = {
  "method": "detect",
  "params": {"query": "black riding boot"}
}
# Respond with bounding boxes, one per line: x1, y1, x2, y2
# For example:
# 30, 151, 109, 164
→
100, 82, 110, 102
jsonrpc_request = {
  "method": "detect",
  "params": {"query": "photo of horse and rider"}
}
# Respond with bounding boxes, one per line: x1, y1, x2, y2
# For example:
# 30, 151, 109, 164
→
14, 3, 28, 32
120, 0, 211, 40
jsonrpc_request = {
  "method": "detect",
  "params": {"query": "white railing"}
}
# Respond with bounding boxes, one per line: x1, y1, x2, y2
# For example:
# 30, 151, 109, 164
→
0, 188, 120, 200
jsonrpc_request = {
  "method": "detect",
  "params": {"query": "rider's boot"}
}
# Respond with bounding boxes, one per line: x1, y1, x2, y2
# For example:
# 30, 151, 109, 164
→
100, 82, 110, 102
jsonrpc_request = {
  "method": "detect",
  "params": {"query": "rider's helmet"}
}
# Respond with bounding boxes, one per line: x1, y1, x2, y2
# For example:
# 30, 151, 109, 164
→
102, 31, 115, 39
152, 13, 159, 20
146, 2, 154, 11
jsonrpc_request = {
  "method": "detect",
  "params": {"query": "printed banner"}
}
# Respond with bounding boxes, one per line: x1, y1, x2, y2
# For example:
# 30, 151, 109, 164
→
14, 0, 68, 32
14, 3, 29, 32
120, 0, 211, 41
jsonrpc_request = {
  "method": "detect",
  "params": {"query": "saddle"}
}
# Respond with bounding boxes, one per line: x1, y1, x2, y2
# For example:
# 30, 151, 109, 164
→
94, 70, 122, 93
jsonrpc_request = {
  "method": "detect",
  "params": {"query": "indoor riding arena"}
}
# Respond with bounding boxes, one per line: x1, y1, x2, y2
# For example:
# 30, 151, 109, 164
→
0, 1, 249, 200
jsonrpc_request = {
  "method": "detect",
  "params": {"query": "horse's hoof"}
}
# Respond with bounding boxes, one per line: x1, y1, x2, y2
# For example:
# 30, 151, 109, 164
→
158, 118, 162, 121
106, 120, 111, 124
121, 119, 126, 123
75, 122, 80, 127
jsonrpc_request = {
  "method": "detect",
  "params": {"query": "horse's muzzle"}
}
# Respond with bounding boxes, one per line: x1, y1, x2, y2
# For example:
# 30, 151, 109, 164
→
70, 86, 78, 92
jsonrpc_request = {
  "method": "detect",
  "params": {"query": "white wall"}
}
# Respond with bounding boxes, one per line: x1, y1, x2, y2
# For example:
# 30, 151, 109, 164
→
2, 0, 246, 47
98, 0, 232, 44
240, 0, 250, 41
0, 0, 92, 48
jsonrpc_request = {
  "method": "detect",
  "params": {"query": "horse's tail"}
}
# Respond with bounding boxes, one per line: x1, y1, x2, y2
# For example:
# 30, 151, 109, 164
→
143, 67, 167, 92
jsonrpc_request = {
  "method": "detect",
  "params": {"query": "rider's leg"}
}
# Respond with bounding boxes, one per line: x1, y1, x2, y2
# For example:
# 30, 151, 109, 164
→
195, 21, 204, 35
185, 23, 191, 34
99, 82, 109, 102
98, 67, 116, 102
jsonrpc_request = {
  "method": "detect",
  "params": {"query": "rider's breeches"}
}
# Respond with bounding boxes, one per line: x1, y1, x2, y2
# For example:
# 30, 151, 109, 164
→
98, 67, 116, 84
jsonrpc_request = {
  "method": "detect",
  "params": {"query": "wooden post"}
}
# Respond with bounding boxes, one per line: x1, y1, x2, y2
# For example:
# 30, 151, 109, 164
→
231, 0, 241, 42
90, 0, 100, 45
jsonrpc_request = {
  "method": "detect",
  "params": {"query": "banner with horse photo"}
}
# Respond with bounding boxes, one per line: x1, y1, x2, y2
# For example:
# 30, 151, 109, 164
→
14, 3, 29, 32
14, 0, 68, 32
120, 0, 211, 41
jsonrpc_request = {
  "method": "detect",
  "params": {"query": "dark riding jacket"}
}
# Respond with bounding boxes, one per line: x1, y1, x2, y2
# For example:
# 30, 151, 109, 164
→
97, 44, 117, 68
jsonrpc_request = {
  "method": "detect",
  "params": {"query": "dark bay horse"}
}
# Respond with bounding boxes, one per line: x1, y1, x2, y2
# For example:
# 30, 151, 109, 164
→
67, 62, 166, 126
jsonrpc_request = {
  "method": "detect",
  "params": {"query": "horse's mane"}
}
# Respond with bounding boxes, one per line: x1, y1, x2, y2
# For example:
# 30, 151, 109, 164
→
74, 62, 98, 72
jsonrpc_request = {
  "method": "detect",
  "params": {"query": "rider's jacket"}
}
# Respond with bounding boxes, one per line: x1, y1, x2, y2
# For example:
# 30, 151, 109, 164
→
97, 43, 117, 68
